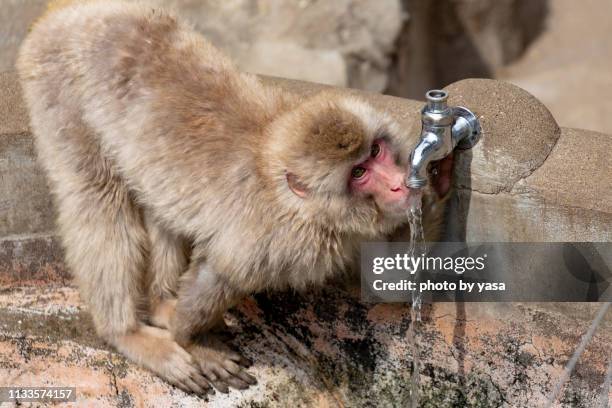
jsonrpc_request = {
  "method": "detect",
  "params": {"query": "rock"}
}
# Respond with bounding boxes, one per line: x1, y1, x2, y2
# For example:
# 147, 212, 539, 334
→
386, 0, 548, 100
1, 0, 402, 90
238, 41, 347, 87
161, 0, 403, 91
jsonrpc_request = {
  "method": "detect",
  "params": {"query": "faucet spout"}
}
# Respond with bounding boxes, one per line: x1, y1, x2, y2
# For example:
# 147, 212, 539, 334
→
406, 131, 442, 188
406, 89, 481, 189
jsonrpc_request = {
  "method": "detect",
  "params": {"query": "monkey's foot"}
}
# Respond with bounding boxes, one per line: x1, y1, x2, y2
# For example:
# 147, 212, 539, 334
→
187, 335, 256, 393
113, 325, 212, 396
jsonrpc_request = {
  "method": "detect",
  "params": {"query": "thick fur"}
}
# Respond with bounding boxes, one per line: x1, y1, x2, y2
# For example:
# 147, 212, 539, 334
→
18, 0, 448, 393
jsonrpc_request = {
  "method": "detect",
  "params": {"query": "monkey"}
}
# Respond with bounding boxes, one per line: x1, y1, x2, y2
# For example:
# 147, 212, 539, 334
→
17, 0, 452, 395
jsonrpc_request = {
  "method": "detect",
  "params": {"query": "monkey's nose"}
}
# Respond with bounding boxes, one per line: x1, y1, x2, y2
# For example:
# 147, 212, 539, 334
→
390, 183, 409, 194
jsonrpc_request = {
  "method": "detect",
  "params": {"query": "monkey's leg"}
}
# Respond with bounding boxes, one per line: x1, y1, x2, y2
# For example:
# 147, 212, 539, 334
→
144, 213, 188, 329
173, 261, 257, 392
41, 122, 209, 395
151, 299, 233, 337
63, 191, 209, 394
150, 298, 177, 330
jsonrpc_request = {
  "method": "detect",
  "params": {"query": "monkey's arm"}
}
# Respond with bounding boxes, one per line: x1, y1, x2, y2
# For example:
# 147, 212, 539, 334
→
172, 256, 256, 393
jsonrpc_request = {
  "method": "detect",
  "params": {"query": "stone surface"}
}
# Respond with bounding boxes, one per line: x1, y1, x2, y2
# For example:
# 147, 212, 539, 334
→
0, 132, 55, 237
1, 70, 611, 258
436, 79, 611, 242
1, 283, 610, 407
0, 234, 67, 285
454, 189, 612, 243
516, 128, 612, 215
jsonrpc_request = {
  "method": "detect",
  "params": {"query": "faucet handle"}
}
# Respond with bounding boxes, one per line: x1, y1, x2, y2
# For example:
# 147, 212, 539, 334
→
452, 106, 482, 150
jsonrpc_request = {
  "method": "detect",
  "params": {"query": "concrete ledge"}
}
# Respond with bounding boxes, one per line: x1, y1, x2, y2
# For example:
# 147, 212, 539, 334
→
518, 127, 611, 214
0, 233, 66, 285
0, 72, 29, 135
2, 70, 610, 246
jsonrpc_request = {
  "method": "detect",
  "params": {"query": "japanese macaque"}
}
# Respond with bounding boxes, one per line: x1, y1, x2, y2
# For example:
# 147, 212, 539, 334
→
17, 0, 452, 395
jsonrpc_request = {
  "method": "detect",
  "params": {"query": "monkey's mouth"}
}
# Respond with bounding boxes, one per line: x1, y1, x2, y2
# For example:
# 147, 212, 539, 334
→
382, 196, 413, 217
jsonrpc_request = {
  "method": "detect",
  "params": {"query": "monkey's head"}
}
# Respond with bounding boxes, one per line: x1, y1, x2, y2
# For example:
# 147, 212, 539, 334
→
264, 92, 420, 237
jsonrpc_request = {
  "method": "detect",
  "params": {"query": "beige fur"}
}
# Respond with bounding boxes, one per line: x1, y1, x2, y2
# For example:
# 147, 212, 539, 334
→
17, 0, 449, 394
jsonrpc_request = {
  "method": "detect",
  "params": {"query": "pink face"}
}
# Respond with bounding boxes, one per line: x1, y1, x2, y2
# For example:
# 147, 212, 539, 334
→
349, 139, 411, 213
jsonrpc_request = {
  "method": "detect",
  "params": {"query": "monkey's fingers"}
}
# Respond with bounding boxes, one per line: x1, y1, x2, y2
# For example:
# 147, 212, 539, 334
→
223, 359, 257, 385
169, 357, 213, 396
208, 362, 251, 391
224, 348, 253, 367
197, 358, 256, 392
185, 369, 214, 395
200, 367, 230, 393
149, 341, 212, 396
180, 376, 208, 396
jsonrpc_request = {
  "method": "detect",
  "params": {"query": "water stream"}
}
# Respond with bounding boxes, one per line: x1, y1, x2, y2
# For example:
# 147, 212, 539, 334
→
406, 188, 425, 407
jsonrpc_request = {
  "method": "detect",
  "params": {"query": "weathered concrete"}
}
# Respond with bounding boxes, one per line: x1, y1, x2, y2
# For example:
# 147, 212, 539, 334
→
0, 73, 55, 238
0, 71, 30, 135
1, 71, 611, 406
445, 79, 561, 195
0, 234, 66, 285
442, 79, 611, 242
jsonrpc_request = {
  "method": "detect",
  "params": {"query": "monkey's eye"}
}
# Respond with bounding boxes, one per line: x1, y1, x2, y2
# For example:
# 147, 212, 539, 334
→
371, 143, 381, 158
351, 166, 367, 179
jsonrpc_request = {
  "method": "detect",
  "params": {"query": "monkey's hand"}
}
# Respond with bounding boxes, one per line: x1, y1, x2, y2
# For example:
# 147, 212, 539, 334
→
112, 325, 212, 396
186, 335, 256, 393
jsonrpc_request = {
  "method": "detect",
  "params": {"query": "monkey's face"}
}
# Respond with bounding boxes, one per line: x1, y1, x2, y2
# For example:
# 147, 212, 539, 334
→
348, 138, 411, 216
270, 94, 417, 236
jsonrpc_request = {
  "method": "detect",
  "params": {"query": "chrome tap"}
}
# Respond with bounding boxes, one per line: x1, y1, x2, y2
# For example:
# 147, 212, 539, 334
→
405, 89, 481, 189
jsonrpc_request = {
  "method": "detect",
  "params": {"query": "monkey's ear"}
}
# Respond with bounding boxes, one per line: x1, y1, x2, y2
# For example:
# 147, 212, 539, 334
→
286, 172, 309, 198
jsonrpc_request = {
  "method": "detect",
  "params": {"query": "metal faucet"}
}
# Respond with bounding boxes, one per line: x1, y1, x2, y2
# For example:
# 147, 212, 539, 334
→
405, 89, 481, 189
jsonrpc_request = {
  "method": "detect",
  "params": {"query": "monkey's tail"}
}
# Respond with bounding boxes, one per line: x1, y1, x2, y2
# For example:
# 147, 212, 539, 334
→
29, 0, 94, 31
